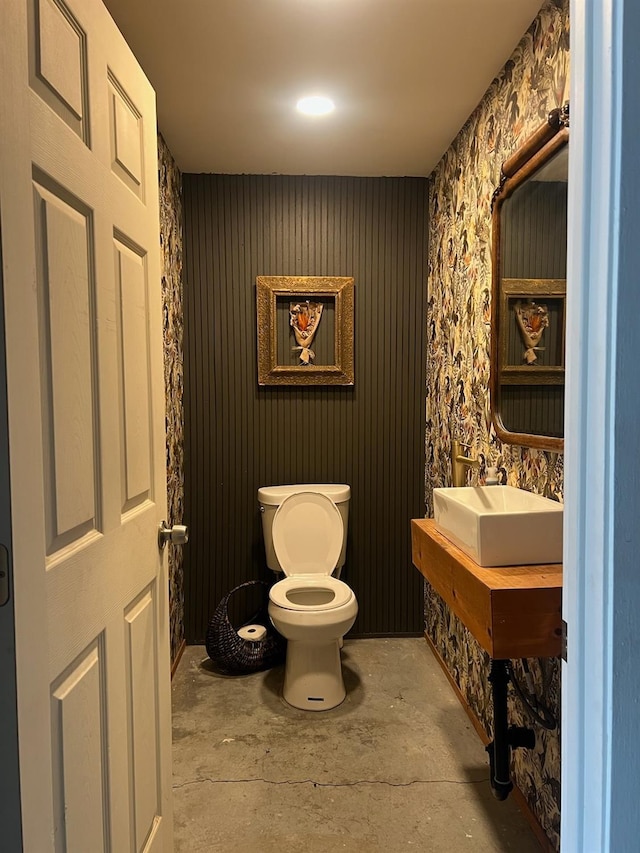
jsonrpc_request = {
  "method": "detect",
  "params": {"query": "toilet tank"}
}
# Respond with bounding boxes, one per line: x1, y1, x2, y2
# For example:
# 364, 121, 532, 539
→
258, 484, 350, 574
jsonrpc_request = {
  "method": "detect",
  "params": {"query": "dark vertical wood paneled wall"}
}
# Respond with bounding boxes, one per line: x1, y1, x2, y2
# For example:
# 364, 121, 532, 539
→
183, 175, 428, 641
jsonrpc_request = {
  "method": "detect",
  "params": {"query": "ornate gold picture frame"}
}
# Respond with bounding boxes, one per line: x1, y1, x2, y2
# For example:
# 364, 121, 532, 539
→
256, 276, 355, 385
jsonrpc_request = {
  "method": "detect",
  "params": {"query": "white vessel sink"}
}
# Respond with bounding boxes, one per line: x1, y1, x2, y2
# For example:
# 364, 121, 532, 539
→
433, 486, 563, 567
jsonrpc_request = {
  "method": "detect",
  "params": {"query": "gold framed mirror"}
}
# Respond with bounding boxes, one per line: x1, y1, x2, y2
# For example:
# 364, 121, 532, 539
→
490, 104, 569, 452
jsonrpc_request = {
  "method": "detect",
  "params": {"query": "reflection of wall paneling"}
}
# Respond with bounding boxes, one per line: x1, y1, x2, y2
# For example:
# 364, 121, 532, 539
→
502, 181, 567, 279
501, 386, 564, 437
183, 174, 428, 641
500, 180, 568, 439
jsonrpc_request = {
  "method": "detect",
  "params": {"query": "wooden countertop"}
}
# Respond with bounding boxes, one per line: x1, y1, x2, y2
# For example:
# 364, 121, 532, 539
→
411, 519, 563, 659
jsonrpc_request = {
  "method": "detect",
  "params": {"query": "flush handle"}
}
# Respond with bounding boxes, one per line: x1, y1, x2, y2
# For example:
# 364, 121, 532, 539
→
158, 521, 189, 550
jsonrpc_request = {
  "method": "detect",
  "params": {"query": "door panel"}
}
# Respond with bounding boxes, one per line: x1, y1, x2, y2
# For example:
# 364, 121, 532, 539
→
125, 587, 161, 850
39, 0, 84, 114
109, 74, 144, 198
0, 0, 173, 849
51, 638, 108, 853
115, 239, 152, 511
33, 181, 98, 552
30, 0, 89, 140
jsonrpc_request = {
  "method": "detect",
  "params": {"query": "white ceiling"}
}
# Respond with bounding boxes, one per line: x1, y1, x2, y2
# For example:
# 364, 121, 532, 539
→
103, 0, 544, 177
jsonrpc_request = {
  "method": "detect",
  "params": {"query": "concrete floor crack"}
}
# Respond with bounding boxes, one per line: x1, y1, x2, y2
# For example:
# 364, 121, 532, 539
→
173, 776, 490, 791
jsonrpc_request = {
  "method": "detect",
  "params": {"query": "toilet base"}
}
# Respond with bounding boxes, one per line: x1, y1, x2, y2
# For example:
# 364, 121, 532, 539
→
282, 639, 345, 710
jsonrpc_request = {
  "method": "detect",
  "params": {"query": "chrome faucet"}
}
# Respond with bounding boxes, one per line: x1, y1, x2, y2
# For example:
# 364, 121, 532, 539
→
451, 439, 480, 487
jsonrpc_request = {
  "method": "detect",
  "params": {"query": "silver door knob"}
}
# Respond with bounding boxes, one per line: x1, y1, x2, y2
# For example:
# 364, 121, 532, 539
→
158, 521, 189, 549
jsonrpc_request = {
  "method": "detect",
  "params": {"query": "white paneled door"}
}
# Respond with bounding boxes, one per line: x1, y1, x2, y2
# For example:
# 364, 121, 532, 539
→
0, 0, 173, 850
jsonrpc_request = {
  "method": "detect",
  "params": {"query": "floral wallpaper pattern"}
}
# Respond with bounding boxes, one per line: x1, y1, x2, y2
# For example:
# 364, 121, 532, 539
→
158, 134, 185, 665
425, 0, 569, 848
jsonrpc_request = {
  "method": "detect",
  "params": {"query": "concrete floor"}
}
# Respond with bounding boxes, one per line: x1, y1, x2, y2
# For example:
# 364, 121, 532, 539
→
171, 638, 540, 852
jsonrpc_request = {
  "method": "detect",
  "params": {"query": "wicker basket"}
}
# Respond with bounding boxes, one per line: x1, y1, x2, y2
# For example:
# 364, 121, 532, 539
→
205, 580, 286, 675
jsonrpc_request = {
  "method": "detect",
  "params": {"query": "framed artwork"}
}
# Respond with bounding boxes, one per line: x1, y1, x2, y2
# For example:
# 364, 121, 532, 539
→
256, 276, 355, 385
499, 278, 566, 385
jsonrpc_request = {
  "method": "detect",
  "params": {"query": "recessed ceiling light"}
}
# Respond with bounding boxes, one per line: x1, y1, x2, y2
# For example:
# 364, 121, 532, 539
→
296, 95, 335, 116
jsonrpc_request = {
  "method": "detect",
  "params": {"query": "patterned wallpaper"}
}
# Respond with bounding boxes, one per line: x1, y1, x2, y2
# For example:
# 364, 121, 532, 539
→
158, 134, 185, 665
425, 0, 569, 848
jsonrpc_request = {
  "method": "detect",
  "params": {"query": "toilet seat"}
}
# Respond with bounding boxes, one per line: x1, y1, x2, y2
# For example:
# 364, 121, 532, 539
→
272, 491, 343, 576
269, 575, 353, 611
270, 492, 352, 614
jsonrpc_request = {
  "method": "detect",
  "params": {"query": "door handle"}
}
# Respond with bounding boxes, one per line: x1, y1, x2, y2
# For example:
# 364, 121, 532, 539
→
158, 521, 189, 550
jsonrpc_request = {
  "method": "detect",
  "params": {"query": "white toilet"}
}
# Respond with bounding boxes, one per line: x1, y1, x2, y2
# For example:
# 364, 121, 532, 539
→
258, 484, 358, 710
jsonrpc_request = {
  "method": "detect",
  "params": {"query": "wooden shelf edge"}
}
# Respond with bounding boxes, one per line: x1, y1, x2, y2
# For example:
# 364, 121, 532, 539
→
412, 519, 562, 659
412, 519, 494, 654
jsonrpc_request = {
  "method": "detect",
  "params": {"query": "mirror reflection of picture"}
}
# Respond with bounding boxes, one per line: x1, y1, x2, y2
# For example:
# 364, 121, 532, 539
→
513, 300, 549, 364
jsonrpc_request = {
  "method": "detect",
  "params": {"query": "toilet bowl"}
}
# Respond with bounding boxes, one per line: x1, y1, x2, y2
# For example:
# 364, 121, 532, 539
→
260, 486, 358, 710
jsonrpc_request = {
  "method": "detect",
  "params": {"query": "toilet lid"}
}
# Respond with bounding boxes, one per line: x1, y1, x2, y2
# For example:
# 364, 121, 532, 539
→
272, 491, 343, 576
